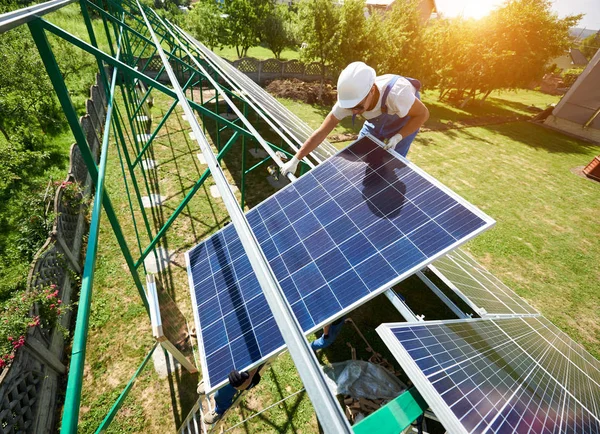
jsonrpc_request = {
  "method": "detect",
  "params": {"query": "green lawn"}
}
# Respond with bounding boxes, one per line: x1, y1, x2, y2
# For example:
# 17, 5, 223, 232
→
214, 45, 301, 61
79, 85, 600, 434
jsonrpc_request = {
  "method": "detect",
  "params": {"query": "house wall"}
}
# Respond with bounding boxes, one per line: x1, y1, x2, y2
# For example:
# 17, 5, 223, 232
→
545, 48, 600, 143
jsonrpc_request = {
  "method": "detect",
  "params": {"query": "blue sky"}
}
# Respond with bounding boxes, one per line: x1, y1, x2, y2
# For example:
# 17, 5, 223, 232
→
435, 0, 600, 30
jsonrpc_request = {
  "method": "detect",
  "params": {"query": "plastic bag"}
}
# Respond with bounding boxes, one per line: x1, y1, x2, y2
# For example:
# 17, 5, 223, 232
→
322, 360, 406, 400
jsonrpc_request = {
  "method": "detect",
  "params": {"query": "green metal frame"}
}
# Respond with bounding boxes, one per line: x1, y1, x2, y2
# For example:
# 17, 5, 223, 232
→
12, 0, 312, 431
2, 0, 424, 432
352, 388, 428, 434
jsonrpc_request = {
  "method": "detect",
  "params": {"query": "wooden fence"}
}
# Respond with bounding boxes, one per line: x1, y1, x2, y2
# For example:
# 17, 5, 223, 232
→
139, 55, 333, 85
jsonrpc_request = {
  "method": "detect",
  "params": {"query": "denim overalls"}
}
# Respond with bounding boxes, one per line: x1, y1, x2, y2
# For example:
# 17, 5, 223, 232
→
357, 75, 422, 157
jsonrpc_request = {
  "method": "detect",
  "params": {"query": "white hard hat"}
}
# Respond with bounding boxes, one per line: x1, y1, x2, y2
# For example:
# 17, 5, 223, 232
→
337, 62, 376, 108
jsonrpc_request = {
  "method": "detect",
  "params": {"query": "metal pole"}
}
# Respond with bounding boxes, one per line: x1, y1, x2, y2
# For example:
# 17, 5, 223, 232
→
134, 2, 352, 431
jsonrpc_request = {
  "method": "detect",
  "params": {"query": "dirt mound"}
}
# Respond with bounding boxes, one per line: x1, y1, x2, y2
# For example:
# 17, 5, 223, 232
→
266, 78, 337, 105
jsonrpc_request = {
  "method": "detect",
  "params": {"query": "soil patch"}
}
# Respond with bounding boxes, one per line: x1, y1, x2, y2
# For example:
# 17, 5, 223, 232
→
266, 78, 337, 106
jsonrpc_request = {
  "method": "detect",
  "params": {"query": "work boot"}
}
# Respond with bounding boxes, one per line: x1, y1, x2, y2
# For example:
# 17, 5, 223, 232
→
196, 380, 205, 395
204, 409, 222, 424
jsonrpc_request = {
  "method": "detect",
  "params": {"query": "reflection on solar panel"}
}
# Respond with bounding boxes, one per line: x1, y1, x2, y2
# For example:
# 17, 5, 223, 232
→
430, 249, 538, 317
186, 136, 494, 390
377, 316, 600, 434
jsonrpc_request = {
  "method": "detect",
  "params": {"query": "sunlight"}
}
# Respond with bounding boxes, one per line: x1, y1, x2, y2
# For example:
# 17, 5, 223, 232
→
436, 0, 504, 20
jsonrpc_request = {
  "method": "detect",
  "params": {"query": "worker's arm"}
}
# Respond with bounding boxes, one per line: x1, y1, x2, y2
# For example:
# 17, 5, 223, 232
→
229, 367, 260, 391
281, 113, 340, 176
397, 98, 429, 138
297, 112, 340, 159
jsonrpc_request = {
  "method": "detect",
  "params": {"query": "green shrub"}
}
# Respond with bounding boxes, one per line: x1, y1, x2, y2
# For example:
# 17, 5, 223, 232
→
0, 284, 66, 371
562, 67, 585, 88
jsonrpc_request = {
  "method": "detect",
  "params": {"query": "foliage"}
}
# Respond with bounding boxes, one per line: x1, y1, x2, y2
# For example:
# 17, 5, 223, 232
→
262, 4, 295, 59
185, 0, 225, 50
562, 67, 585, 88
376, 0, 430, 81
0, 27, 64, 143
58, 179, 87, 213
579, 31, 600, 60
0, 4, 97, 305
0, 180, 56, 302
0, 284, 65, 371
430, 0, 581, 105
297, 0, 339, 70
220, 0, 274, 58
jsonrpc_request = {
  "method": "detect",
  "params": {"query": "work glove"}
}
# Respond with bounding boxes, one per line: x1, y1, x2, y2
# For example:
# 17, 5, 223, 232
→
228, 370, 250, 388
280, 156, 300, 176
383, 133, 403, 151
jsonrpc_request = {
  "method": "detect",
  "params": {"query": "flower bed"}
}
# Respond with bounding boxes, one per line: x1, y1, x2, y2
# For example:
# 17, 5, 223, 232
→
0, 285, 64, 371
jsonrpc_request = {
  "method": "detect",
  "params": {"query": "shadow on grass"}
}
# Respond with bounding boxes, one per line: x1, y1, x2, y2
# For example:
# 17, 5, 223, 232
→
483, 122, 599, 155
163, 347, 200, 429
236, 369, 308, 433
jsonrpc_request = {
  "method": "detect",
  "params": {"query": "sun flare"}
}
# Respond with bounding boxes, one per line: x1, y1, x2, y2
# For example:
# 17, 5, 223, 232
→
436, 0, 504, 20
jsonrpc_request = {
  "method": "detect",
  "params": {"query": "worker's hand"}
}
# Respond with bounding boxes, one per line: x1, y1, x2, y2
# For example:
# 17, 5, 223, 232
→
228, 370, 250, 389
383, 134, 403, 151
280, 156, 300, 177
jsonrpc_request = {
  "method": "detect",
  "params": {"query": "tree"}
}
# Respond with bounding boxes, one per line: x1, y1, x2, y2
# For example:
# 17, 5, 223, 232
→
482, 0, 582, 92
0, 27, 62, 144
429, 0, 582, 105
334, 0, 370, 72
221, 0, 274, 58
185, 0, 225, 50
262, 5, 294, 59
298, 0, 339, 73
376, 0, 431, 83
580, 31, 600, 60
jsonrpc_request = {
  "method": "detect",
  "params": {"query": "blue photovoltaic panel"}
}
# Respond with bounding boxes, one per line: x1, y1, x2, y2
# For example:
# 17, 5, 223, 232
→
186, 136, 494, 390
377, 316, 600, 434
430, 249, 538, 317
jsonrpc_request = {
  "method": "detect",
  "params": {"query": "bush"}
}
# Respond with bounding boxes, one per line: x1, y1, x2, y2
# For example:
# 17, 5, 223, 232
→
0, 284, 66, 371
562, 67, 584, 88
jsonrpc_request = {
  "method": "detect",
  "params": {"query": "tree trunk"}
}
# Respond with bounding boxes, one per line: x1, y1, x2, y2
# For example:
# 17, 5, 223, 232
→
439, 88, 448, 101
318, 62, 324, 103
480, 89, 493, 103
459, 88, 477, 108
0, 124, 10, 142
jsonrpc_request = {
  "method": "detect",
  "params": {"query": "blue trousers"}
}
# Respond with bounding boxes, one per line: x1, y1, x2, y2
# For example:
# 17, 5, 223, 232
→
310, 318, 345, 351
214, 383, 238, 415
214, 321, 345, 414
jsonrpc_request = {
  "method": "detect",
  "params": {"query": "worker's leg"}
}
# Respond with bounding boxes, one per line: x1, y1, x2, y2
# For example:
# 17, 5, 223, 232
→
311, 318, 345, 351
214, 383, 237, 415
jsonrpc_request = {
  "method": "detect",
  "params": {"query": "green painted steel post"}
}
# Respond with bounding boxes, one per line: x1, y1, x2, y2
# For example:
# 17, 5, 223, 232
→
352, 388, 427, 434
27, 24, 150, 434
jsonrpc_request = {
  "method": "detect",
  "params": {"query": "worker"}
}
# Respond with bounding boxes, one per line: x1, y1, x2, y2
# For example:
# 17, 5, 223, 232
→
281, 62, 429, 177
201, 367, 262, 424
310, 317, 345, 351
200, 318, 344, 424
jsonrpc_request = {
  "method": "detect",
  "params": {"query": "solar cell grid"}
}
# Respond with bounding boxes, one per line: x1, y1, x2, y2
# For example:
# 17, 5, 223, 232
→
187, 136, 494, 390
430, 249, 538, 317
377, 317, 600, 434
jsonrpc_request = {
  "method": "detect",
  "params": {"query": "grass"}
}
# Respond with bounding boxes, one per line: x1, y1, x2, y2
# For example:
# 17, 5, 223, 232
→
214, 45, 301, 62
75, 79, 599, 434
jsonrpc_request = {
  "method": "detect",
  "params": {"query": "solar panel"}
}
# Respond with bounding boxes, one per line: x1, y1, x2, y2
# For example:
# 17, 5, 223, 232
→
430, 249, 538, 317
377, 316, 600, 433
186, 136, 495, 390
